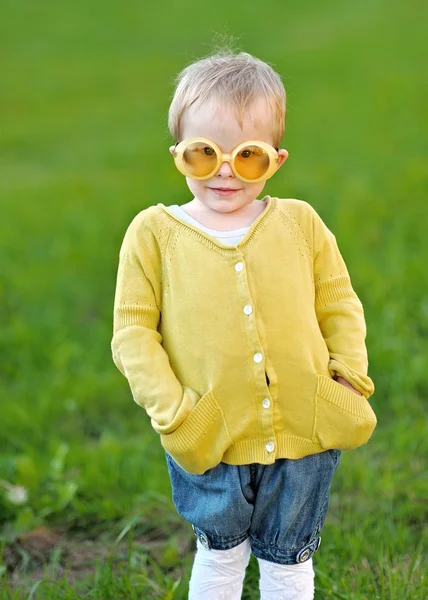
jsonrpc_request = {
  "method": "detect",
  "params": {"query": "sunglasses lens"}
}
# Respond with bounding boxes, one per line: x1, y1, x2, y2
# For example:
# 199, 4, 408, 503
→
182, 141, 218, 177
235, 145, 270, 180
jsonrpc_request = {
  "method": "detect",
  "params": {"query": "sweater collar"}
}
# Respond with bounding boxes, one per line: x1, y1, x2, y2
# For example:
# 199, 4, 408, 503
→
157, 195, 277, 252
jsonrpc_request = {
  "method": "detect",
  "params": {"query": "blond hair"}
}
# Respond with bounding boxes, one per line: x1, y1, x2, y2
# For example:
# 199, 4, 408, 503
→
167, 46, 286, 148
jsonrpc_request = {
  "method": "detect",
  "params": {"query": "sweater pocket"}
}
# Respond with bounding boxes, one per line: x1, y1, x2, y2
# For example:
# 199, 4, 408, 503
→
314, 374, 377, 450
159, 389, 233, 475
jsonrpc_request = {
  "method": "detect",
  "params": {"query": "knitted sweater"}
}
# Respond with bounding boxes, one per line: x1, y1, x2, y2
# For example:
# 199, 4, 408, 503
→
111, 195, 377, 474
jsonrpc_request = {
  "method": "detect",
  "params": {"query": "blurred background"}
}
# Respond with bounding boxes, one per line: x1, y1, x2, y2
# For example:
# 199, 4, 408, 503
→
1, 0, 427, 597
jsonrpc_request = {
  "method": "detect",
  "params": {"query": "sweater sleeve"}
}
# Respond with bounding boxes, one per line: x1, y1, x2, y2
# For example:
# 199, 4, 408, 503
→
111, 213, 201, 434
310, 206, 375, 399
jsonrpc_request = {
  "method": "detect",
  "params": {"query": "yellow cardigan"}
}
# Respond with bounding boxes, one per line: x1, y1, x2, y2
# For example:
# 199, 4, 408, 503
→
111, 196, 377, 474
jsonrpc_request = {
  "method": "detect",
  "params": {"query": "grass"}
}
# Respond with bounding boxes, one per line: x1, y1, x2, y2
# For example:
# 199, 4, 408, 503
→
0, 0, 427, 597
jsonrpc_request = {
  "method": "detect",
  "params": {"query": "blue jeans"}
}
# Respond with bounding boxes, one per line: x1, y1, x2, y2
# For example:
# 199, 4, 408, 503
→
165, 449, 341, 565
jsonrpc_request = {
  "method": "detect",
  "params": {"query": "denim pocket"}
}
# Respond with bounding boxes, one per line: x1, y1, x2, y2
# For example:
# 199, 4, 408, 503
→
314, 374, 377, 450
160, 389, 233, 475
327, 448, 342, 469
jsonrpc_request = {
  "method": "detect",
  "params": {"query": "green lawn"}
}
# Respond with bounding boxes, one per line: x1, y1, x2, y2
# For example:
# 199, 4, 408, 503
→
1, 0, 427, 598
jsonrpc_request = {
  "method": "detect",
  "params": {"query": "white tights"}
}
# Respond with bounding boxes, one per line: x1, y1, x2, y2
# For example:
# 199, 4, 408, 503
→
188, 537, 315, 600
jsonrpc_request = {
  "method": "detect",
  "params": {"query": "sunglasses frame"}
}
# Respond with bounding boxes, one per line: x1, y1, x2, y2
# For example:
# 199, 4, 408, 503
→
172, 137, 280, 183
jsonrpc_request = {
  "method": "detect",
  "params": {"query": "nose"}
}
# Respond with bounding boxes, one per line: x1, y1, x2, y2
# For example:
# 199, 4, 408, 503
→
216, 160, 234, 177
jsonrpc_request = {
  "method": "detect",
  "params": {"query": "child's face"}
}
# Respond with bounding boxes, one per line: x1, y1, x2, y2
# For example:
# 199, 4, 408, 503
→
169, 96, 289, 215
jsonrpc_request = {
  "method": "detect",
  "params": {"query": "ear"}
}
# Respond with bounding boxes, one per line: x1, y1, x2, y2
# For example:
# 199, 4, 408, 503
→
277, 149, 289, 170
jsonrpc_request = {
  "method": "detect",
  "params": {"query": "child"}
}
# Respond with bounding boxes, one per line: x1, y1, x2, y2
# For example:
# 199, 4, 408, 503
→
111, 48, 377, 600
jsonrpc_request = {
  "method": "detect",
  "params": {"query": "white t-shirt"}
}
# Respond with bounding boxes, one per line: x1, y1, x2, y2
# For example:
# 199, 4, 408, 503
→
167, 204, 250, 246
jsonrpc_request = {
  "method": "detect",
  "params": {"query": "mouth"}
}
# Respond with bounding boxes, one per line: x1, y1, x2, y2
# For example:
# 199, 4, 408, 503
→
208, 187, 242, 196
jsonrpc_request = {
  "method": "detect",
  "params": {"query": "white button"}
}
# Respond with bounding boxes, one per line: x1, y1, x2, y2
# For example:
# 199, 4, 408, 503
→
235, 262, 244, 272
262, 398, 270, 409
243, 305, 253, 315
253, 353, 263, 363
266, 442, 275, 452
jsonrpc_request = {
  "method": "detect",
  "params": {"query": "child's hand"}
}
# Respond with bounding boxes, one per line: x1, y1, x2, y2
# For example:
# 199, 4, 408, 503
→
336, 375, 363, 396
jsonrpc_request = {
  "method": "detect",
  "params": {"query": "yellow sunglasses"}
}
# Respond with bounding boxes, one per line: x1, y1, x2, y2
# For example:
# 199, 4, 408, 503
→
172, 137, 280, 183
